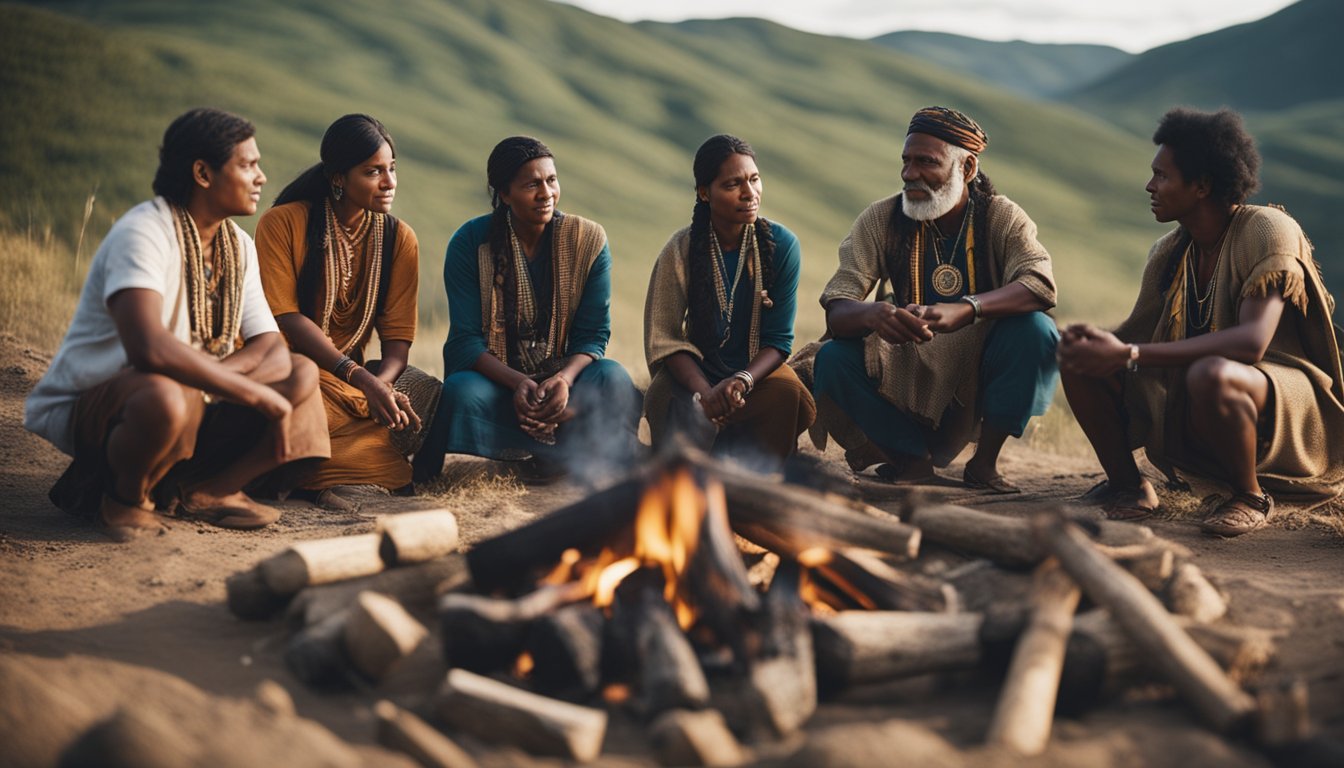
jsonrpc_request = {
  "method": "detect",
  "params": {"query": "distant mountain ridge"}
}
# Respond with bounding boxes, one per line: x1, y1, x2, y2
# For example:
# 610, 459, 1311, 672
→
871, 30, 1131, 99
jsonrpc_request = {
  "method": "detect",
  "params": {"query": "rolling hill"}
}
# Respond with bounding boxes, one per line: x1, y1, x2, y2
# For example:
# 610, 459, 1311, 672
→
1067, 0, 1344, 296
871, 31, 1130, 99
1, 0, 1175, 374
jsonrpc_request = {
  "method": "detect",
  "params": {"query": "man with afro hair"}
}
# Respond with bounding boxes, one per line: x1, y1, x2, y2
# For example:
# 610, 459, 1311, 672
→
1059, 107, 1344, 536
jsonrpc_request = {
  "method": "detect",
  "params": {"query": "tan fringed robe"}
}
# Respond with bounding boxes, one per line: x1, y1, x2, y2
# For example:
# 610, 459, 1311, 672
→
256, 201, 420, 490
477, 214, 606, 370
802, 193, 1056, 465
1115, 204, 1344, 502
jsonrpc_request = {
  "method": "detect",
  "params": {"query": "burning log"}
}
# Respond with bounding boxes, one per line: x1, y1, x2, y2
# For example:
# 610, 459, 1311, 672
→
466, 479, 643, 593
374, 700, 479, 768
286, 555, 469, 631
649, 709, 747, 767
1038, 515, 1257, 732
633, 586, 711, 717
526, 603, 605, 696
904, 504, 1039, 567
811, 611, 985, 688
712, 463, 921, 561
378, 509, 460, 566
825, 549, 956, 613
1166, 563, 1228, 623
985, 558, 1081, 755
259, 534, 385, 596
344, 592, 429, 682
434, 668, 608, 762
717, 562, 816, 738
439, 584, 581, 673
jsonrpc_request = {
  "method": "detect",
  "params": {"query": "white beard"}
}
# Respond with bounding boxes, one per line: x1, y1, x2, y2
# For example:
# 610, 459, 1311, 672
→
902, 168, 966, 221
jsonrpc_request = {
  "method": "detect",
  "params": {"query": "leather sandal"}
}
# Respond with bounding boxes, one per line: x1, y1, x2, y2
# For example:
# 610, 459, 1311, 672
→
178, 492, 280, 530
100, 491, 170, 542
874, 458, 937, 485
1086, 478, 1160, 521
962, 464, 1021, 494
1199, 492, 1272, 537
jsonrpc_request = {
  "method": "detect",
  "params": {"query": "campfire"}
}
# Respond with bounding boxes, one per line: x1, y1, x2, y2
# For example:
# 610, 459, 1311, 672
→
225, 445, 1305, 766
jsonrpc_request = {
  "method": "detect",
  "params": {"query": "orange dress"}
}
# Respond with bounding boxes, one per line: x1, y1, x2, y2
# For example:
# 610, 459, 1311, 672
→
256, 201, 419, 489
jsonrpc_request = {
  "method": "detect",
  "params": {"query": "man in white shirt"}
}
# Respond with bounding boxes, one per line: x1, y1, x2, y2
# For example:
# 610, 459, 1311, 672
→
25, 108, 330, 540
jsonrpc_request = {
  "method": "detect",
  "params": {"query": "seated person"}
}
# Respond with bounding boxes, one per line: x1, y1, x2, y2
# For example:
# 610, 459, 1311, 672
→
24, 108, 329, 540
1059, 107, 1344, 536
806, 106, 1059, 492
256, 114, 433, 507
412, 136, 640, 483
644, 134, 815, 468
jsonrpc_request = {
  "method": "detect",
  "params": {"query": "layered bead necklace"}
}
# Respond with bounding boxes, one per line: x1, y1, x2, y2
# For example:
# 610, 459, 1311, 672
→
172, 204, 241, 358
320, 198, 384, 353
708, 222, 757, 349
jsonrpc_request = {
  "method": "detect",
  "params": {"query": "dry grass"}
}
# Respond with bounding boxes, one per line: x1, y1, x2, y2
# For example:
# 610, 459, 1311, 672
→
0, 225, 82, 350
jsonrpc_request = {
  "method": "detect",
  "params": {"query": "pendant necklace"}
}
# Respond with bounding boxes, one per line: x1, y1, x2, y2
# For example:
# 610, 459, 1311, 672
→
930, 197, 972, 297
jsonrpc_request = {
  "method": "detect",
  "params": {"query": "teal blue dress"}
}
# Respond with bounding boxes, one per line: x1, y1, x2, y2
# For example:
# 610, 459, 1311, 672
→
413, 213, 639, 481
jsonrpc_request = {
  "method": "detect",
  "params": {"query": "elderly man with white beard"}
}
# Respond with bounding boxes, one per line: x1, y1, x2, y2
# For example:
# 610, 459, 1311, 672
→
806, 106, 1059, 491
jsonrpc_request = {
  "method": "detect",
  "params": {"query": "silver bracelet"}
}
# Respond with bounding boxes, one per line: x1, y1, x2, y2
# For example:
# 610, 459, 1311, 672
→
731, 370, 755, 393
960, 294, 983, 319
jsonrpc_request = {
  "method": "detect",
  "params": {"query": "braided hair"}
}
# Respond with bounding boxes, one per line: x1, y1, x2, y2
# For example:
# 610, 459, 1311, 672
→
485, 136, 555, 334
687, 134, 777, 353
885, 156, 996, 305
272, 114, 395, 319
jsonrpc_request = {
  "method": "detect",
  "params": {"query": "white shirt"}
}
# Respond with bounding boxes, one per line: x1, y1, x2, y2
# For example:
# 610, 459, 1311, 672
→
25, 198, 278, 455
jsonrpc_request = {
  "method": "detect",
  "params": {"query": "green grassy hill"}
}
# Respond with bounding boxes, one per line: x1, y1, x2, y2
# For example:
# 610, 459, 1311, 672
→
1067, 0, 1344, 298
871, 30, 1131, 99
2, 0, 1169, 376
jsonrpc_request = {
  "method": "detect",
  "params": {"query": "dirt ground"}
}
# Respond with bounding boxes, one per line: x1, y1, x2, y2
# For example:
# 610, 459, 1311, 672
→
2, 331, 1342, 767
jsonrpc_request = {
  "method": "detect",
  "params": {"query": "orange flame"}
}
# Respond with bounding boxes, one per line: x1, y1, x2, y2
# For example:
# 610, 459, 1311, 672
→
514, 650, 535, 679
583, 465, 706, 630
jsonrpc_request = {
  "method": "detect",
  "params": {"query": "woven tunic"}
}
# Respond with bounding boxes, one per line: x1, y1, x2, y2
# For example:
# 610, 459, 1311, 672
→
1115, 204, 1344, 502
256, 201, 420, 490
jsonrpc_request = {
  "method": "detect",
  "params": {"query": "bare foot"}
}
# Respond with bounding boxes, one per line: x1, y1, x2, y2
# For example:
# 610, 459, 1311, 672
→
179, 489, 281, 530
100, 495, 169, 542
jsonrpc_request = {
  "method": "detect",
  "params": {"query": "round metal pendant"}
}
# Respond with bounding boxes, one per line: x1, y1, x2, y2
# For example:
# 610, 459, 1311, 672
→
931, 264, 964, 297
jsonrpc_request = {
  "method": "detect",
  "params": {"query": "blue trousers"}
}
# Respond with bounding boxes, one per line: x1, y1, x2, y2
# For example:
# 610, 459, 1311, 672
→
812, 312, 1059, 461
412, 358, 641, 481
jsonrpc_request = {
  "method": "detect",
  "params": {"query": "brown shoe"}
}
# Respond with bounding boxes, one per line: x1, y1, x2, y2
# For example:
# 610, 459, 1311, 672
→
100, 493, 171, 542
178, 491, 280, 530
1199, 492, 1272, 537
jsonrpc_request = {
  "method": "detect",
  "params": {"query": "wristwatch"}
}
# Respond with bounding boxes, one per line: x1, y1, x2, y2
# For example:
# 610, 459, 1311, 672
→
1126, 344, 1140, 373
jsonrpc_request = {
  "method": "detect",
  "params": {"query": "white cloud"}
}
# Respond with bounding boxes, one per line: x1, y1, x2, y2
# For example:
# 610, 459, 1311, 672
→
552, 0, 1296, 52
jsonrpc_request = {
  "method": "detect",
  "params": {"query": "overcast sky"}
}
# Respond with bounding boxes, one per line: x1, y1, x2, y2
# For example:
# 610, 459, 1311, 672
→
553, 0, 1296, 53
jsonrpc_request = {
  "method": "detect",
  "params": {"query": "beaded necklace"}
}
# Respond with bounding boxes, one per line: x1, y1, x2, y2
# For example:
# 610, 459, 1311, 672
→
1185, 234, 1226, 332
171, 204, 241, 358
708, 223, 757, 349
320, 198, 384, 353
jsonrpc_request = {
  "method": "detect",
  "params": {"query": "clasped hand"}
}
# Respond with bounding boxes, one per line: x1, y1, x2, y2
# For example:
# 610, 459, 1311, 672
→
353, 368, 422, 431
697, 377, 748, 425
868, 300, 973, 344
1057, 323, 1129, 376
514, 375, 573, 442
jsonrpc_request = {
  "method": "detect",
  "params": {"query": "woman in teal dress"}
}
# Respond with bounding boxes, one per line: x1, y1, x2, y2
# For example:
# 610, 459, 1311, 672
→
643, 134, 815, 467
413, 136, 639, 482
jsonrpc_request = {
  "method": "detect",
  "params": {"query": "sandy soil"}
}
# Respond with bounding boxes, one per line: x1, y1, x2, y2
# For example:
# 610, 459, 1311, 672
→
1, 331, 1341, 767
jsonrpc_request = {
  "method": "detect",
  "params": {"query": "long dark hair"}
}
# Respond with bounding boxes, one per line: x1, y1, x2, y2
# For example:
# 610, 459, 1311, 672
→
273, 114, 396, 319
152, 107, 255, 207
886, 163, 996, 305
687, 134, 776, 353
485, 136, 555, 334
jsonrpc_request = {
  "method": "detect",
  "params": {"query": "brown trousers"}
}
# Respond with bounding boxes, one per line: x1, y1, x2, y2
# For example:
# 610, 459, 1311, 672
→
50, 364, 329, 516
645, 364, 816, 463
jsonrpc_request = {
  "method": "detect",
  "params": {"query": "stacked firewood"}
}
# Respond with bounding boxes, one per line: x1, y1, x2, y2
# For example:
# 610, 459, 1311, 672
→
224, 449, 1316, 767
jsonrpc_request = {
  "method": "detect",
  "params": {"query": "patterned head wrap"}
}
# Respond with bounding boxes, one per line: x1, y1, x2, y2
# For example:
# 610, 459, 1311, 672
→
907, 106, 989, 155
